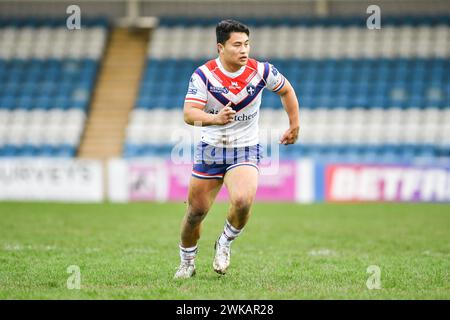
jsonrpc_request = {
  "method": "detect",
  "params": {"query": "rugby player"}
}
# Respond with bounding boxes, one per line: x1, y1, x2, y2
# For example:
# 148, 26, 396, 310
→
174, 19, 300, 278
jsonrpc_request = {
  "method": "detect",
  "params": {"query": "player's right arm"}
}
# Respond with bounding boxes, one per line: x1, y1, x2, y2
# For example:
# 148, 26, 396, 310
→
183, 72, 235, 126
184, 102, 235, 126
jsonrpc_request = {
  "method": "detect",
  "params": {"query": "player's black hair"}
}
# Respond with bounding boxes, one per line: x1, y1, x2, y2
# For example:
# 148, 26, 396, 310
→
216, 19, 250, 45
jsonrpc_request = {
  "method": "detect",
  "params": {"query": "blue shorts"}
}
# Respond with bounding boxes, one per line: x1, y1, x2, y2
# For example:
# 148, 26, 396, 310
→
192, 142, 263, 180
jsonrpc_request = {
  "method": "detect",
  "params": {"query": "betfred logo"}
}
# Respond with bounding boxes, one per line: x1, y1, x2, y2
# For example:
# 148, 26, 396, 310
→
325, 165, 450, 202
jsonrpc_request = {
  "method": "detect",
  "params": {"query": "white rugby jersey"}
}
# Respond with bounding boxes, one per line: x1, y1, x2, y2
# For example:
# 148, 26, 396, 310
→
185, 57, 285, 148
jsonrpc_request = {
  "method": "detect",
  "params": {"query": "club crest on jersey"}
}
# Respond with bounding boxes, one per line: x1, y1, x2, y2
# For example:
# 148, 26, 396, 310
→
246, 84, 256, 96
230, 81, 241, 90
209, 86, 229, 94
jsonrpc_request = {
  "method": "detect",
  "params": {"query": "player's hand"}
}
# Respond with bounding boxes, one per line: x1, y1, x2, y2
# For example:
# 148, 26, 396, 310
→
279, 125, 299, 145
214, 102, 236, 125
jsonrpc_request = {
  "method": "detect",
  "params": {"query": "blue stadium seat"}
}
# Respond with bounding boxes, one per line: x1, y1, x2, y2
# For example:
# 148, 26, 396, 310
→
0, 96, 17, 110
0, 145, 18, 157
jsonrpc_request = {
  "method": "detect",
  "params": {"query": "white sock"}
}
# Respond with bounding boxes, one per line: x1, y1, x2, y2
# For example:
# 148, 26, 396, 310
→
218, 220, 243, 247
179, 245, 198, 264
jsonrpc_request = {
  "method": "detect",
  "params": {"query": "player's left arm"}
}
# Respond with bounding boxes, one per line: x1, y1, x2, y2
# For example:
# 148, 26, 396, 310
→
276, 79, 300, 145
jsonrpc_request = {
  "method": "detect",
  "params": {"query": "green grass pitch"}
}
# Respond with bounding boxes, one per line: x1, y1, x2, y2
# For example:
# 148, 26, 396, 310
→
0, 202, 448, 299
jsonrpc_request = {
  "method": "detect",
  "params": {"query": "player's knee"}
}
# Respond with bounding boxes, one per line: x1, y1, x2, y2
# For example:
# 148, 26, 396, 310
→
187, 202, 209, 222
231, 195, 252, 214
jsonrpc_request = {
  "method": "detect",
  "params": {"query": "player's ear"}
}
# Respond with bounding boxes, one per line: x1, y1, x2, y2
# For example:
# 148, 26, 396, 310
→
217, 43, 223, 54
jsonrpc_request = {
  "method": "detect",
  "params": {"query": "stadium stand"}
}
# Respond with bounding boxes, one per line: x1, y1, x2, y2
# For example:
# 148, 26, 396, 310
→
0, 18, 108, 157
124, 16, 450, 163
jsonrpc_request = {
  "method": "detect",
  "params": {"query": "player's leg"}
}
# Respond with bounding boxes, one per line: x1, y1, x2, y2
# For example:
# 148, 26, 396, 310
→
181, 176, 223, 247
213, 164, 259, 274
175, 176, 223, 279
224, 164, 259, 229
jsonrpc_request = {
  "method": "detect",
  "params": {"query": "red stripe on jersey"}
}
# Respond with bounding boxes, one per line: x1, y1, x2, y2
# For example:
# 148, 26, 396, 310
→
273, 76, 285, 91
205, 59, 259, 95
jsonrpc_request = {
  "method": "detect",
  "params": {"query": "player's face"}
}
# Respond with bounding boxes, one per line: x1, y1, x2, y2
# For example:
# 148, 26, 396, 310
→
219, 32, 250, 67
